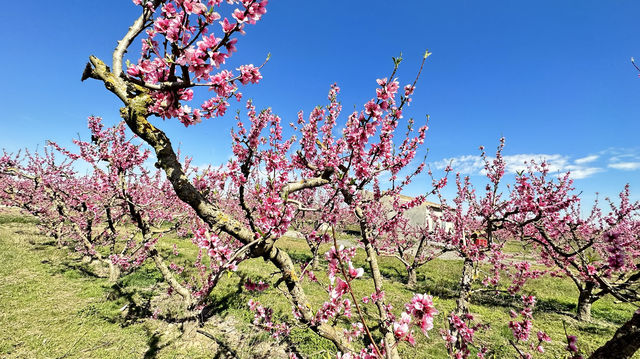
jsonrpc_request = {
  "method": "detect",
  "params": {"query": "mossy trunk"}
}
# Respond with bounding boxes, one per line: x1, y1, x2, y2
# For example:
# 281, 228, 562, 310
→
589, 310, 640, 359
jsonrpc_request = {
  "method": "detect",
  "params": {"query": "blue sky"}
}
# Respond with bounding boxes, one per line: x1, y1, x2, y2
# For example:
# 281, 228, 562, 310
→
1, 1, 638, 206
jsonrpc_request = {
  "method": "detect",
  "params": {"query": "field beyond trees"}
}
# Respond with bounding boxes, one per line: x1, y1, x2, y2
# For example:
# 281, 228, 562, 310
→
1, 210, 636, 359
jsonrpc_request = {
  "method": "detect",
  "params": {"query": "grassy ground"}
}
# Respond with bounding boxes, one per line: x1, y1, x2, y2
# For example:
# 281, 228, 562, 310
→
0, 211, 637, 358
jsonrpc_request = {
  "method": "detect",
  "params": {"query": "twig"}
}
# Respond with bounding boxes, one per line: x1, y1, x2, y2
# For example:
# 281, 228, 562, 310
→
331, 226, 382, 358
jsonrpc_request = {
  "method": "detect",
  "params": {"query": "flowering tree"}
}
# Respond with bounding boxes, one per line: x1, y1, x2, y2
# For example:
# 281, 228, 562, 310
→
52, 117, 265, 325
0, 147, 129, 280
422, 140, 552, 356
80, 1, 442, 357
432, 142, 544, 309
0, 149, 84, 251
511, 163, 640, 321
286, 187, 356, 271
377, 204, 454, 287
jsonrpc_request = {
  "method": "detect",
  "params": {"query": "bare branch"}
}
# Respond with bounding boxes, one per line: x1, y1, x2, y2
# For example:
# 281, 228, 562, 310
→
113, 2, 160, 77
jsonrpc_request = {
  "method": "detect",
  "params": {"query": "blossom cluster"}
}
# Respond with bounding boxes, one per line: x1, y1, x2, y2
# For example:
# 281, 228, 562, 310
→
126, 0, 268, 126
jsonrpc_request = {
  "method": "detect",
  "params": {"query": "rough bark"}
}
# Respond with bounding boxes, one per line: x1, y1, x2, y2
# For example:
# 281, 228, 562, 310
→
576, 283, 594, 322
449, 257, 475, 351
364, 241, 400, 359
150, 248, 194, 307
408, 233, 428, 288
589, 310, 640, 359
108, 262, 121, 283
360, 220, 399, 359
455, 257, 474, 316
311, 247, 321, 271
407, 266, 417, 288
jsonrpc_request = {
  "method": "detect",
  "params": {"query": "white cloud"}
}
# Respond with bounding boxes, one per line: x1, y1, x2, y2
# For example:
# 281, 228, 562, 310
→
600, 148, 640, 171
563, 166, 603, 179
608, 162, 640, 171
503, 154, 567, 173
433, 153, 602, 179
598, 147, 639, 164
433, 155, 484, 174
574, 155, 599, 164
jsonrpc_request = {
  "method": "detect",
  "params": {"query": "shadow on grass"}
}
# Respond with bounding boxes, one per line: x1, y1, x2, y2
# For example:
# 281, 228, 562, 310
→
287, 251, 313, 264
28, 238, 59, 249
412, 276, 586, 322
201, 291, 244, 323
13, 229, 41, 236
54, 260, 104, 279
142, 326, 179, 359
414, 277, 459, 299
201, 277, 247, 322
0, 214, 39, 225
377, 265, 406, 283
105, 267, 167, 325
196, 329, 240, 359
578, 323, 614, 335
534, 297, 576, 315
143, 330, 161, 359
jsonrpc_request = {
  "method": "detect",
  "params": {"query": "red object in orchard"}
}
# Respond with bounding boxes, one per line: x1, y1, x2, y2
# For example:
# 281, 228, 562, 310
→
474, 238, 488, 247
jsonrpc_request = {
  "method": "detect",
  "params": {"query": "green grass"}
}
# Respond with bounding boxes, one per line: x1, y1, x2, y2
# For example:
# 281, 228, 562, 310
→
0, 210, 637, 358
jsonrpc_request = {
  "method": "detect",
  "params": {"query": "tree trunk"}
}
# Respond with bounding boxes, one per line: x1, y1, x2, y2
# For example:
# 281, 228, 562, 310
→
53, 226, 63, 248
450, 257, 474, 351
311, 247, 321, 271
407, 266, 417, 288
577, 282, 595, 322
589, 310, 640, 359
151, 249, 195, 309
409, 234, 427, 289
108, 261, 121, 283
455, 258, 474, 316
266, 243, 354, 354
362, 240, 400, 359
576, 294, 592, 322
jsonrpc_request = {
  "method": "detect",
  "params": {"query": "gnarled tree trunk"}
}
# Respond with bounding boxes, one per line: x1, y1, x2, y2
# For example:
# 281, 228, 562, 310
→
576, 281, 595, 322
589, 310, 640, 359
